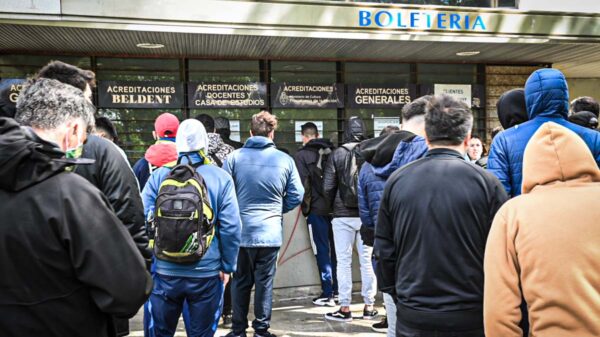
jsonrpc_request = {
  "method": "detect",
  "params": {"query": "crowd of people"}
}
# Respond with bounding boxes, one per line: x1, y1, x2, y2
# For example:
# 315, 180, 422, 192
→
0, 61, 598, 337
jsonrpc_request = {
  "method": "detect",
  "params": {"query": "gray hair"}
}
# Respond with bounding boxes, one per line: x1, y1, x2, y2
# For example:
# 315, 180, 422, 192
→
425, 94, 473, 146
15, 78, 95, 131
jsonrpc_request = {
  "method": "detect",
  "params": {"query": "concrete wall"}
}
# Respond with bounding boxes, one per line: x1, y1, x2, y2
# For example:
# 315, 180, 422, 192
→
519, 0, 600, 14
567, 78, 600, 103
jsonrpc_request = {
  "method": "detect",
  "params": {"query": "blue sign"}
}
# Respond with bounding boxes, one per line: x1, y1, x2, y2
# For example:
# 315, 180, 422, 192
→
359, 10, 486, 31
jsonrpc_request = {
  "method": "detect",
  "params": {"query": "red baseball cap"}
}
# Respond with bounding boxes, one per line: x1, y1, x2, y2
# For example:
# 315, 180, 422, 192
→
154, 113, 180, 138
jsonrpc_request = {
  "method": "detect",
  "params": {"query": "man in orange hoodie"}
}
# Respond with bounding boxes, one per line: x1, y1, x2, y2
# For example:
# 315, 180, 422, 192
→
484, 122, 600, 337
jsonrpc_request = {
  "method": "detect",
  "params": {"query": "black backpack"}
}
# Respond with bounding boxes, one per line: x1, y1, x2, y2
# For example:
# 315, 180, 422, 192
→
152, 155, 215, 264
339, 142, 364, 209
301, 147, 332, 215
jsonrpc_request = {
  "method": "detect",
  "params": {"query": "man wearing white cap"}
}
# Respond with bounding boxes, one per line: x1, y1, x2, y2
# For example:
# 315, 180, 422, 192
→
142, 119, 242, 337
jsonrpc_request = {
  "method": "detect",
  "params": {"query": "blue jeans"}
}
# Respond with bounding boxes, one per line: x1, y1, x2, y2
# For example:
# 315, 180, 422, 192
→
148, 274, 223, 337
231, 247, 279, 334
307, 214, 338, 297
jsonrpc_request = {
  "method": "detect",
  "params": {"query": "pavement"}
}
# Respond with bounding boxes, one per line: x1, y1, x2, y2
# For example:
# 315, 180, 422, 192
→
129, 293, 387, 337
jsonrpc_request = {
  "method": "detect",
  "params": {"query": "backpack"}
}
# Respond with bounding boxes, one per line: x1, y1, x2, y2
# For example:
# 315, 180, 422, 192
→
339, 142, 363, 209
152, 155, 215, 264
301, 147, 332, 216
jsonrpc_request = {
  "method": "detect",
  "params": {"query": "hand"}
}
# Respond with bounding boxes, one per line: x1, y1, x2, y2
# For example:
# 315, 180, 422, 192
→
220, 271, 230, 287
360, 225, 375, 247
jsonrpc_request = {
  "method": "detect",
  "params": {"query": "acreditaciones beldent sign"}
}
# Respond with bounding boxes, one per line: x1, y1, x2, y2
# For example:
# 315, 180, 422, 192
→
98, 81, 184, 108
188, 82, 267, 108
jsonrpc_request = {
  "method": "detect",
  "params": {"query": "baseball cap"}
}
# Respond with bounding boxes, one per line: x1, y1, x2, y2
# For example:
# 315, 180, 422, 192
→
154, 113, 180, 138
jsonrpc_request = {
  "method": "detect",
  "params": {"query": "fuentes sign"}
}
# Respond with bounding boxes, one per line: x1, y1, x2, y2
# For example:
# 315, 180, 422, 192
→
348, 84, 415, 109
271, 83, 344, 109
98, 81, 183, 108
188, 82, 267, 108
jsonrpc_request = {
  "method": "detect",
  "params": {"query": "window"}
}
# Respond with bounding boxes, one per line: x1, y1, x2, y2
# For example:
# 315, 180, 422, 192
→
0, 54, 90, 78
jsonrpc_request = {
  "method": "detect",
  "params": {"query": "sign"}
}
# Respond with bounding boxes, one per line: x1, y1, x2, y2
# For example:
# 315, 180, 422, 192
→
374, 117, 401, 135
434, 84, 472, 108
358, 10, 487, 31
271, 83, 344, 109
295, 121, 323, 143
0, 79, 26, 116
98, 81, 183, 108
187, 82, 267, 108
230, 119, 241, 142
348, 84, 416, 109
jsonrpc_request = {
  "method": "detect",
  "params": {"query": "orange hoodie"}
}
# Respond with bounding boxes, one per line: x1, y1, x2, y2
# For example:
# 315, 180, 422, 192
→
484, 122, 600, 337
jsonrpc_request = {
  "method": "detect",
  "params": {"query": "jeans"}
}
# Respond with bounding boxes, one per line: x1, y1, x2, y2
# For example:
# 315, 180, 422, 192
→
384, 293, 396, 337
332, 217, 377, 307
396, 320, 484, 337
148, 274, 223, 337
231, 247, 279, 334
307, 213, 338, 297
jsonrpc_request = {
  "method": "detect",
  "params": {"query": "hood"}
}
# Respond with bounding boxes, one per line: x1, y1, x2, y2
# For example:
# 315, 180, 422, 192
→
0, 117, 69, 191
360, 131, 416, 167
244, 136, 275, 149
522, 122, 600, 194
568, 111, 598, 130
525, 68, 569, 120
372, 135, 427, 178
145, 142, 177, 167
207, 133, 226, 154
175, 119, 208, 154
343, 116, 367, 143
497, 88, 528, 129
304, 138, 334, 151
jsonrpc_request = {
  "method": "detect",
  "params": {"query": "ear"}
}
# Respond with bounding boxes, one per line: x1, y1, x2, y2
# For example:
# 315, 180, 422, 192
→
249, 130, 254, 137
152, 131, 158, 140
463, 132, 472, 147
268, 130, 275, 140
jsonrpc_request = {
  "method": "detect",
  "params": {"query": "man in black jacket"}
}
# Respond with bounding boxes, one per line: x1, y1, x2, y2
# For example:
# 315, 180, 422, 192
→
374, 95, 508, 336
293, 122, 337, 307
323, 116, 378, 322
0, 78, 151, 337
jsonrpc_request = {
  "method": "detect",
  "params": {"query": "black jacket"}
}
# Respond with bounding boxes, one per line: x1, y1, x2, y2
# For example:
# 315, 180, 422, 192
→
374, 148, 508, 331
294, 138, 334, 216
74, 135, 152, 260
0, 118, 152, 337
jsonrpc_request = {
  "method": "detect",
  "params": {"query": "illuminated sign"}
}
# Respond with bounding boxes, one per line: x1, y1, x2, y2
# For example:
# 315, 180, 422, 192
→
359, 10, 486, 31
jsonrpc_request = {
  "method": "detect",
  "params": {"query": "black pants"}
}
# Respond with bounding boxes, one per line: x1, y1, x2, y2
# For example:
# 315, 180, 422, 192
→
223, 281, 232, 316
231, 247, 279, 334
396, 322, 484, 337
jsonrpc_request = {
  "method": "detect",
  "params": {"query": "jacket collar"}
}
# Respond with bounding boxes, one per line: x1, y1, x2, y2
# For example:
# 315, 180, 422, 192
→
244, 136, 275, 149
425, 147, 465, 159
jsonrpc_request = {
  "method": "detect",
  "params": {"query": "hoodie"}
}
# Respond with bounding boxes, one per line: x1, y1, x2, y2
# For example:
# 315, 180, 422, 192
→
293, 138, 335, 216
496, 89, 528, 130
569, 110, 599, 129
207, 132, 234, 167
0, 118, 151, 337
133, 139, 177, 190
484, 122, 600, 337
488, 68, 600, 197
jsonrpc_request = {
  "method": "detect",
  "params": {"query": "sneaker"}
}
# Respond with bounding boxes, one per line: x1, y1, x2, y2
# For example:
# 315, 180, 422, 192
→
324, 309, 353, 322
312, 294, 336, 307
362, 308, 379, 320
333, 293, 339, 304
221, 314, 232, 328
371, 317, 388, 333
254, 331, 277, 337
222, 331, 246, 337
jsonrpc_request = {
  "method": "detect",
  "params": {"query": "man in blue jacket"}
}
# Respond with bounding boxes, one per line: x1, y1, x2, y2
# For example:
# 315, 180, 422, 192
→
142, 119, 242, 337
357, 96, 430, 336
488, 68, 600, 197
222, 111, 304, 337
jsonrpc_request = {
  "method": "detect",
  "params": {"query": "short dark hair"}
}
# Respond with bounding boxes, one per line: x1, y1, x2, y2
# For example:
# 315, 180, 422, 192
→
251, 110, 278, 137
402, 95, 432, 121
570, 96, 599, 117
301, 122, 319, 137
95, 116, 119, 142
379, 125, 400, 136
194, 114, 215, 132
36, 60, 96, 91
425, 94, 473, 146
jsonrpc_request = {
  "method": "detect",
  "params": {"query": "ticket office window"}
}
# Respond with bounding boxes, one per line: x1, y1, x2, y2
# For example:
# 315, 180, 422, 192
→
271, 61, 338, 155
96, 58, 183, 163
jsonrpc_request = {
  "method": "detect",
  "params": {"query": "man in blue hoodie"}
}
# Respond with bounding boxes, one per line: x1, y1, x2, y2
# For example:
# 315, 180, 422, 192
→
142, 119, 242, 337
357, 96, 430, 336
222, 111, 304, 337
488, 68, 600, 197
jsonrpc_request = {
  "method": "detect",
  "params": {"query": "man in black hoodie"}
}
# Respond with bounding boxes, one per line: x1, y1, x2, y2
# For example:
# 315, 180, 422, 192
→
0, 78, 151, 337
293, 122, 337, 307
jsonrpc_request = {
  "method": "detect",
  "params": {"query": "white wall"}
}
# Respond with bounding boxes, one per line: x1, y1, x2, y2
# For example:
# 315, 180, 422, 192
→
567, 78, 600, 103
519, 0, 600, 14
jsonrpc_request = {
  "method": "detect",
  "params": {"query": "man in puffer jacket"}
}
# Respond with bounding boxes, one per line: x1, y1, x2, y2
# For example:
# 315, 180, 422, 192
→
488, 68, 600, 197
357, 96, 430, 336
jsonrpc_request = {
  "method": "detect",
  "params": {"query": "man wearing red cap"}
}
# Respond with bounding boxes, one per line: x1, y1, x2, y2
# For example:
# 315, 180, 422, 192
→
133, 113, 180, 190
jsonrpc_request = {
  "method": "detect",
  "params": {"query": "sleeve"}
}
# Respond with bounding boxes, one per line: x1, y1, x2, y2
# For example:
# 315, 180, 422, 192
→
216, 177, 242, 273
61, 182, 152, 318
373, 181, 397, 295
282, 159, 304, 214
222, 155, 233, 177
293, 151, 310, 184
132, 158, 149, 191
487, 175, 509, 235
484, 208, 523, 337
141, 168, 165, 220
322, 150, 338, 209
358, 164, 374, 228
487, 135, 513, 197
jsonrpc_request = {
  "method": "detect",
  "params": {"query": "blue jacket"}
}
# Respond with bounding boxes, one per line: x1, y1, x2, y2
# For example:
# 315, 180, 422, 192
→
488, 68, 600, 197
141, 152, 241, 278
223, 136, 304, 248
358, 135, 428, 229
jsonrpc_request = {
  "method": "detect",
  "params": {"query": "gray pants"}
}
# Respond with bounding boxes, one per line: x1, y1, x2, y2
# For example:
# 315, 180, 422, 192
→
384, 293, 396, 337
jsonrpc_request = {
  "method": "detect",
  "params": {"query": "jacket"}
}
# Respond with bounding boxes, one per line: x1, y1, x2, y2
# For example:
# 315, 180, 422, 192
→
133, 139, 177, 190
207, 132, 234, 167
484, 122, 600, 337
293, 138, 335, 216
0, 118, 152, 337
142, 152, 241, 277
374, 148, 508, 331
74, 135, 152, 260
357, 131, 428, 229
323, 117, 367, 218
488, 68, 600, 197
223, 136, 304, 247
